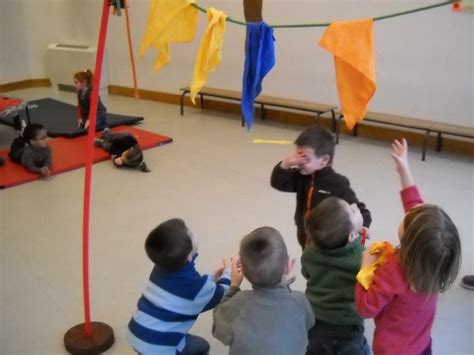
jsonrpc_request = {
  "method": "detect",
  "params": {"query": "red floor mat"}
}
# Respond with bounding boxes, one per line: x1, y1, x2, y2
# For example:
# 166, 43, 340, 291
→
0, 126, 173, 189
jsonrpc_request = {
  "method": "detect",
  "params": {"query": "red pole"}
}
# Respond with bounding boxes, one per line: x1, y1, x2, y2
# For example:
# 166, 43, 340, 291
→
82, 0, 111, 336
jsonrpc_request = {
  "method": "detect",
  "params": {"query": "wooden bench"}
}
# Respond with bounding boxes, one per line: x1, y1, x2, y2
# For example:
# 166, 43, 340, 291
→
427, 123, 474, 156
180, 87, 337, 128
335, 110, 474, 160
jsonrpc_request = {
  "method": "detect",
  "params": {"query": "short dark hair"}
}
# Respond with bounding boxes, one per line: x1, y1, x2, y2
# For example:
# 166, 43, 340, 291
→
305, 197, 352, 249
400, 205, 461, 294
124, 146, 144, 168
295, 125, 335, 163
22, 123, 46, 143
239, 227, 288, 287
145, 218, 193, 272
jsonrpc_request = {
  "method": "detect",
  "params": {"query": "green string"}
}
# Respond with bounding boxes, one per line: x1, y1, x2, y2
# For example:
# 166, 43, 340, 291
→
191, 1, 454, 28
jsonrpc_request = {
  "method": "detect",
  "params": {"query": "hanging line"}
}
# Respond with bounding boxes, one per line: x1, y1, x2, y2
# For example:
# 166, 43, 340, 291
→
191, 1, 454, 28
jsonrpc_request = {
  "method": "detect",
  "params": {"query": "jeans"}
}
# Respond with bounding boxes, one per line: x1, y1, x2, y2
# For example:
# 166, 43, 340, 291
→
306, 319, 370, 355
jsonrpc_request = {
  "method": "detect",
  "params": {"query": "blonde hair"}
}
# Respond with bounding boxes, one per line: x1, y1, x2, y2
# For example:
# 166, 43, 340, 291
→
400, 204, 461, 294
73, 69, 93, 88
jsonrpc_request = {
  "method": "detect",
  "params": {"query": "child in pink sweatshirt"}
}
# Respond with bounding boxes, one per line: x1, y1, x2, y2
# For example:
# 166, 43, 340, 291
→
355, 139, 461, 355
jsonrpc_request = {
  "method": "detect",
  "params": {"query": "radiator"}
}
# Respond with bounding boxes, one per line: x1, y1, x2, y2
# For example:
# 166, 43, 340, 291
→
45, 43, 109, 92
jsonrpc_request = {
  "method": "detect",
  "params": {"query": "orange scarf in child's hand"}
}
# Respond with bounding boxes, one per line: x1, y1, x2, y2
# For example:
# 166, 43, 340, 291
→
357, 241, 394, 290
319, 18, 376, 130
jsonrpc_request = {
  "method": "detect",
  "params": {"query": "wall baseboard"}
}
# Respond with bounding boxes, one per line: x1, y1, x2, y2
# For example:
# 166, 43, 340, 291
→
1, 80, 471, 158
108, 84, 473, 159
0, 78, 51, 93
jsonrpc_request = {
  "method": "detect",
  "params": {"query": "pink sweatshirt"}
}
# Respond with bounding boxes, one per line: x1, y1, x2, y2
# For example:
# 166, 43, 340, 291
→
355, 185, 437, 355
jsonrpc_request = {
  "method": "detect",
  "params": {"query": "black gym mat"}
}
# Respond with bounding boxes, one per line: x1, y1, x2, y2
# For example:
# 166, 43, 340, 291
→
0, 98, 143, 138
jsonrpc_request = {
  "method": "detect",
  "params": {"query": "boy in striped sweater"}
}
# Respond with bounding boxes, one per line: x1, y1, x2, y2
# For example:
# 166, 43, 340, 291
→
128, 218, 231, 355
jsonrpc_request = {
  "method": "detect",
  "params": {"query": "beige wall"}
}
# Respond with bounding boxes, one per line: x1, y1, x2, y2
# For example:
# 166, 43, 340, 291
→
1, 0, 472, 126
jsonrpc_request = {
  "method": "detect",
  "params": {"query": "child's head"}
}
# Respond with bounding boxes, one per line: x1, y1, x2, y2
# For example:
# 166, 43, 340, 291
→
305, 197, 363, 250
73, 69, 93, 91
239, 227, 289, 287
399, 204, 461, 294
145, 218, 197, 272
294, 125, 335, 175
22, 123, 48, 148
121, 146, 144, 168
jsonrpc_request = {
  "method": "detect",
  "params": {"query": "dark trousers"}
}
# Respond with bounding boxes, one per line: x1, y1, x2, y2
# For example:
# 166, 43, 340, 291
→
306, 319, 370, 355
179, 334, 210, 355
297, 226, 307, 250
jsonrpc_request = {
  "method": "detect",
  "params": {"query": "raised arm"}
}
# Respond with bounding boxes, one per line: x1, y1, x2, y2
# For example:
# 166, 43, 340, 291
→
391, 139, 423, 211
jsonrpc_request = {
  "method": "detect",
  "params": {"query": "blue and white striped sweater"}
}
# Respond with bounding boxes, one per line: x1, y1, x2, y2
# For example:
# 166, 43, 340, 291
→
128, 256, 231, 355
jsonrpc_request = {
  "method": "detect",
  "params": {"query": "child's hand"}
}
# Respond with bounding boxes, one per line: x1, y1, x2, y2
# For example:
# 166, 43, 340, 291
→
390, 138, 415, 188
390, 139, 409, 173
230, 258, 244, 288
77, 119, 83, 128
213, 258, 232, 281
84, 120, 90, 129
360, 248, 379, 268
39, 167, 51, 177
281, 151, 310, 169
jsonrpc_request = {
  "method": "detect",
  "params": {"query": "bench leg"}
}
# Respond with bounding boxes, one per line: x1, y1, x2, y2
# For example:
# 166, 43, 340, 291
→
331, 110, 336, 133
200, 93, 204, 110
422, 130, 430, 161
25, 105, 32, 124
352, 123, 359, 137
180, 91, 188, 116
436, 132, 442, 152
260, 104, 265, 120
335, 114, 343, 144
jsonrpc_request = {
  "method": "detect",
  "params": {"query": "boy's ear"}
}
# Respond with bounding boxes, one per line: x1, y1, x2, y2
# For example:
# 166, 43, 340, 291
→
321, 154, 331, 166
348, 232, 358, 243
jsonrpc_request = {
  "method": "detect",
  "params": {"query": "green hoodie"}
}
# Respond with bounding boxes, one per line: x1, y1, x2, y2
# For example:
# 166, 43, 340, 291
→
301, 237, 364, 326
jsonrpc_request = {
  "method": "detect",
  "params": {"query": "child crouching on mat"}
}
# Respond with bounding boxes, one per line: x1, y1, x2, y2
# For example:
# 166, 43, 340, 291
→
73, 69, 107, 131
95, 128, 150, 172
355, 139, 461, 355
9, 123, 52, 177
128, 218, 232, 355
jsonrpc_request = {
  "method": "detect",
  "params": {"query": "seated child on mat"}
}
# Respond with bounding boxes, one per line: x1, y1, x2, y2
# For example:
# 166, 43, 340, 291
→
73, 69, 107, 131
128, 218, 232, 355
9, 123, 52, 177
213, 227, 314, 355
302, 197, 370, 355
95, 128, 150, 172
355, 139, 461, 355
271, 125, 371, 249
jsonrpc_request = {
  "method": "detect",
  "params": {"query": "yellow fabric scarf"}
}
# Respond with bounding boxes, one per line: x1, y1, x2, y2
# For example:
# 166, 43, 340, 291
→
140, 0, 199, 72
190, 8, 227, 104
357, 241, 395, 290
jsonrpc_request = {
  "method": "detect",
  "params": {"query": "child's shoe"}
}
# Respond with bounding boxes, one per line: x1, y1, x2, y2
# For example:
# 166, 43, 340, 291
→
94, 138, 103, 147
461, 275, 474, 290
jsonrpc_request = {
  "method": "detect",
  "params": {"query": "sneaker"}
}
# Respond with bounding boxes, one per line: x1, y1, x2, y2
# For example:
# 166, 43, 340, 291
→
461, 275, 474, 290
94, 138, 103, 147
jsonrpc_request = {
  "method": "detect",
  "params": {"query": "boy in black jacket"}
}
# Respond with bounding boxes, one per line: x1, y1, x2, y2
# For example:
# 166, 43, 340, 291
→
271, 126, 371, 249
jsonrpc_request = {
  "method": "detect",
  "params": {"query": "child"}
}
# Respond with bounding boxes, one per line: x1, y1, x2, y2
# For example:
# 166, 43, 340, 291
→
355, 139, 461, 355
213, 227, 315, 355
9, 123, 52, 177
302, 197, 370, 355
95, 128, 150, 172
73, 69, 107, 130
128, 218, 232, 355
271, 125, 371, 249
